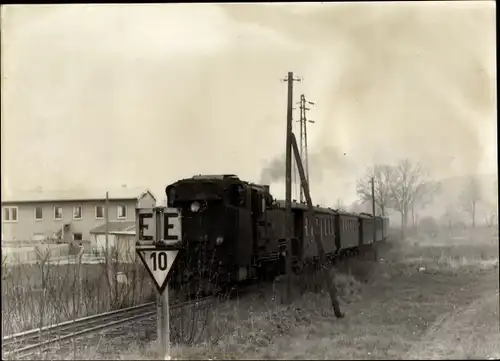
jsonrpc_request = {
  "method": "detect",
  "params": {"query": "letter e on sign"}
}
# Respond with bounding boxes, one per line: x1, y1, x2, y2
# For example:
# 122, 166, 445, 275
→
136, 208, 156, 244
163, 208, 182, 244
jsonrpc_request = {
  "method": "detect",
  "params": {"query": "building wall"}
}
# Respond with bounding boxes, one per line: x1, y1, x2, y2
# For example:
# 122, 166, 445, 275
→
137, 192, 156, 208
90, 233, 136, 263
92, 233, 117, 253
115, 234, 136, 263
2, 199, 138, 242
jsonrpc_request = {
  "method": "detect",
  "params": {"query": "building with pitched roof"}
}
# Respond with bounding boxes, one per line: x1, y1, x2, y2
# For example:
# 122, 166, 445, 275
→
1, 186, 155, 243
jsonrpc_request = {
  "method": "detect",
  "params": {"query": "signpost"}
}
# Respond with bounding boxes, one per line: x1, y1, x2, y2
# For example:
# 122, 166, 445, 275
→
135, 206, 182, 360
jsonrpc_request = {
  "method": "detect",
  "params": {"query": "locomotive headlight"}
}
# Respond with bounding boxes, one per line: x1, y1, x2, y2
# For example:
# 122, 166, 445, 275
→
190, 201, 200, 213
215, 236, 224, 246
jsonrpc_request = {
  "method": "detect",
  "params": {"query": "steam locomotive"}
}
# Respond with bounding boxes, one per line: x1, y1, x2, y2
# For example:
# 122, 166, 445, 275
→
166, 174, 389, 295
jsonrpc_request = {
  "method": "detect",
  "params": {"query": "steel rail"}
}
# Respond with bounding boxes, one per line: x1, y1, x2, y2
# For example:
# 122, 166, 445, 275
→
3, 302, 156, 342
2, 297, 213, 359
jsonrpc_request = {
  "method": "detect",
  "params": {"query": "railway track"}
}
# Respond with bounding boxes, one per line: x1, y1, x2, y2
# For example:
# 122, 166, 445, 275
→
2, 297, 213, 359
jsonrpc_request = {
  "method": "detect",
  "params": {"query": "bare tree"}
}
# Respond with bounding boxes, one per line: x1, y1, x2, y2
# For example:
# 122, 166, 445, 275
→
440, 204, 463, 236
484, 201, 498, 228
487, 178, 499, 228
411, 181, 442, 227
356, 164, 393, 216
459, 176, 482, 229
388, 159, 433, 231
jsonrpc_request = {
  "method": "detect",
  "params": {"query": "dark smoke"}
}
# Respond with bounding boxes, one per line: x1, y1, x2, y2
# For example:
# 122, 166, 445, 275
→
259, 145, 352, 185
260, 155, 286, 184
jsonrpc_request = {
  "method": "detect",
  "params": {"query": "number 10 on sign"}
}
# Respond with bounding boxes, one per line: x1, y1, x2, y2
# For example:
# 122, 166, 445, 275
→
137, 249, 179, 294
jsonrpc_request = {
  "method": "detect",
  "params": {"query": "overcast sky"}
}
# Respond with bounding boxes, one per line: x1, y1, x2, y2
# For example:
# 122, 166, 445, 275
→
1, 2, 496, 205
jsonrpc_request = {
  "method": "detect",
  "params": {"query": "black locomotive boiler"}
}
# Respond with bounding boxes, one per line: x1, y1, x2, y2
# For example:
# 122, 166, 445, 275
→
165, 174, 389, 295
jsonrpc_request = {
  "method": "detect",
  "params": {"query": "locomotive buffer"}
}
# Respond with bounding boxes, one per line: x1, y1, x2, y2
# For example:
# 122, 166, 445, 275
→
135, 207, 182, 360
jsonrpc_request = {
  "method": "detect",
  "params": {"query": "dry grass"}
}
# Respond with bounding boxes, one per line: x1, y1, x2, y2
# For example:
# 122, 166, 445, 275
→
405, 291, 500, 359
10, 230, 500, 360
1, 247, 156, 340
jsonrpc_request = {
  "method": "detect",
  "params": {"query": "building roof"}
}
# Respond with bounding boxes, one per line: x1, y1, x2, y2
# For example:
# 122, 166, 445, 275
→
1, 188, 155, 204
90, 221, 136, 234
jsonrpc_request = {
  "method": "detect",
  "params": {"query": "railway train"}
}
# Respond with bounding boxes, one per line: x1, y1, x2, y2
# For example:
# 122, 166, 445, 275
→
165, 174, 389, 294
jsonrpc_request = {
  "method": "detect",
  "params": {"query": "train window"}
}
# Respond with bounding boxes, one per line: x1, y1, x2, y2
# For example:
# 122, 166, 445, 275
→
228, 185, 246, 207
323, 219, 327, 235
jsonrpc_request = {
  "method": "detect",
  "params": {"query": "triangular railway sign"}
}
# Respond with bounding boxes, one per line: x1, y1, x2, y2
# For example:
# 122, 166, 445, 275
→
136, 249, 179, 293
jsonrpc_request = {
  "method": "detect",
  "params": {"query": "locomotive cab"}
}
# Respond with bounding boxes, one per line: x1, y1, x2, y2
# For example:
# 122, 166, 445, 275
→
165, 174, 258, 287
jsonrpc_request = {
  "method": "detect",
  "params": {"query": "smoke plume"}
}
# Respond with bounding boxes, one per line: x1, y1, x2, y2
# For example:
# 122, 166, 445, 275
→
260, 144, 352, 185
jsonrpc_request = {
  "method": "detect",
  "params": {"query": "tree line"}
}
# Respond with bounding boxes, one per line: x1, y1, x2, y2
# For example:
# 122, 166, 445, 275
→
354, 158, 498, 231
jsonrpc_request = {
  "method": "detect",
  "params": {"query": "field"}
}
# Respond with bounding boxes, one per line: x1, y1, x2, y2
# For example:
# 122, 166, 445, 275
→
1, 251, 156, 338
37, 230, 499, 360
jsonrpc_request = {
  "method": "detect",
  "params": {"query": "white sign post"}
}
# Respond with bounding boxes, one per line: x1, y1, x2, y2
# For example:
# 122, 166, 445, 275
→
136, 206, 182, 360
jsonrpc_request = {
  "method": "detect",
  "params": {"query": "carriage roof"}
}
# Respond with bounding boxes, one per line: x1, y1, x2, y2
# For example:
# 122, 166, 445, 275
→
274, 200, 335, 214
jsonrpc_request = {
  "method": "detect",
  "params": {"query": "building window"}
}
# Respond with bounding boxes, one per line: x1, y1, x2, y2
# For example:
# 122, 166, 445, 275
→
73, 206, 83, 220
54, 206, 63, 220
2, 207, 18, 222
34, 207, 43, 220
73, 233, 83, 242
117, 205, 127, 219
3, 207, 18, 222
95, 206, 104, 219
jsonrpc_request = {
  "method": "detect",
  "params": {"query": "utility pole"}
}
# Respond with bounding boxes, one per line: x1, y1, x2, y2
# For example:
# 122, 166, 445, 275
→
105, 191, 114, 303
291, 133, 343, 318
371, 177, 376, 218
105, 191, 109, 260
371, 177, 378, 261
283, 71, 301, 303
296, 94, 315, 203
